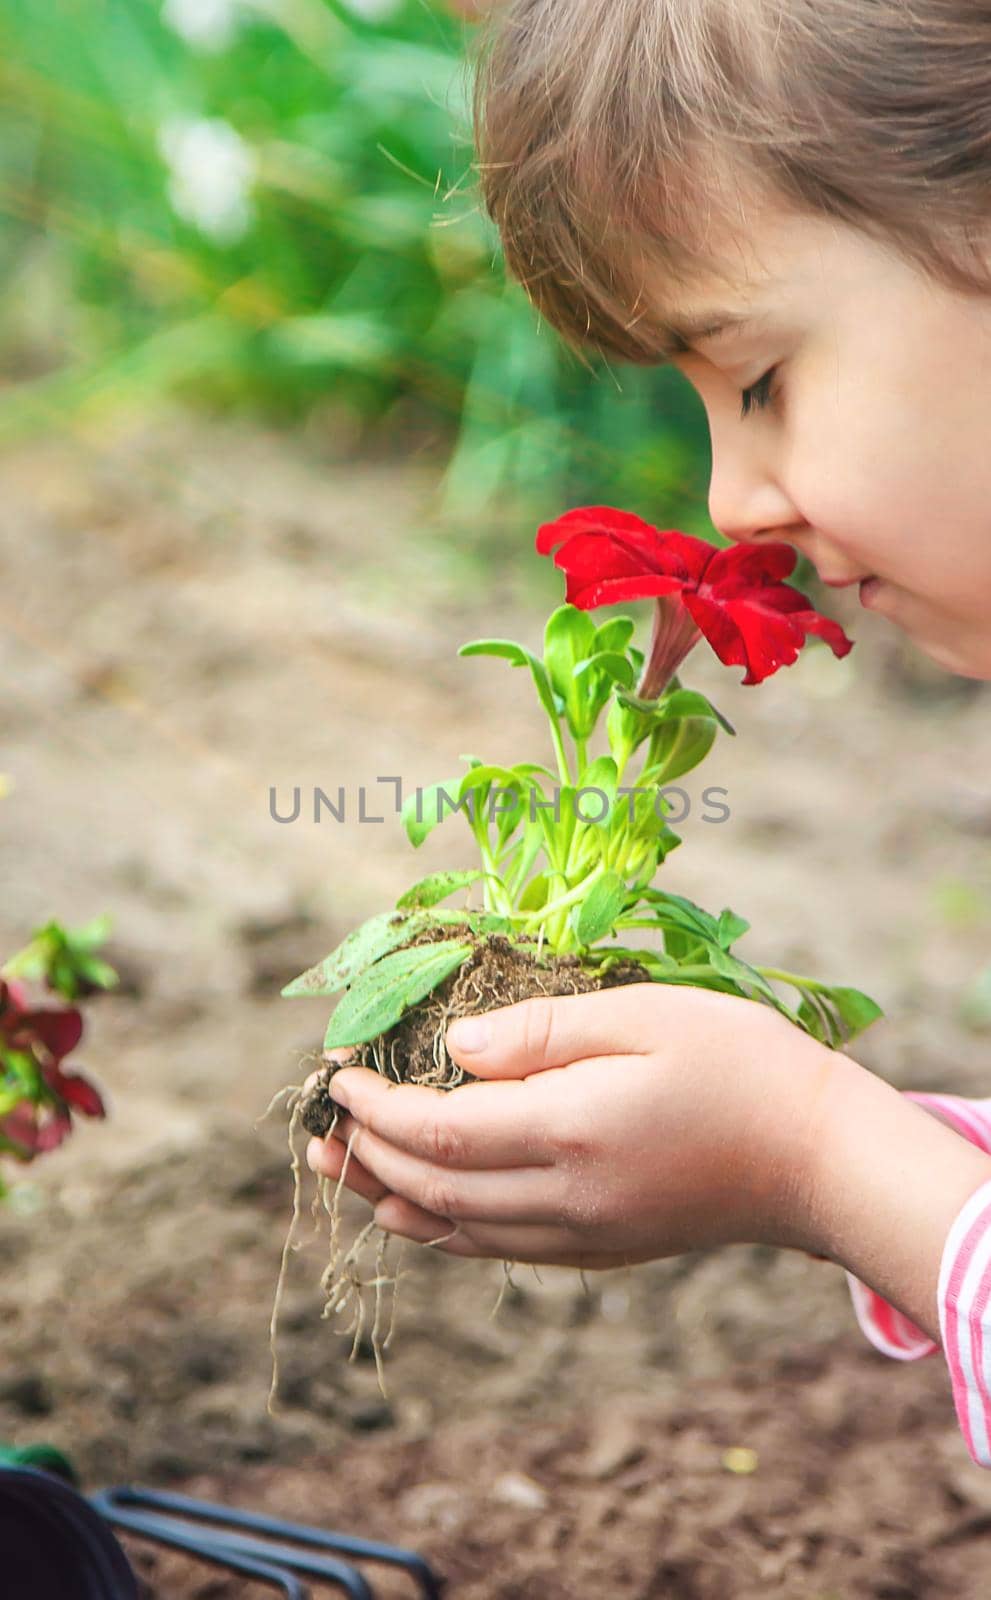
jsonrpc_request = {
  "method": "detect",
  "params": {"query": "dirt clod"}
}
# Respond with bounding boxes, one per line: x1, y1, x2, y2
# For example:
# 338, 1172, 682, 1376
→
298, 924, 652, 1120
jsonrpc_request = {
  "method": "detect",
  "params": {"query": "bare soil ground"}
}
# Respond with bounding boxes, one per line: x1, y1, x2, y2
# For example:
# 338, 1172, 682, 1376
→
1, 410, 990, 1597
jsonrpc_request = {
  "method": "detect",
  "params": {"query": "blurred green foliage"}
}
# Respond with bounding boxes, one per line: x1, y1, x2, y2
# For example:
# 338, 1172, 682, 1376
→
0, 0, 713, 529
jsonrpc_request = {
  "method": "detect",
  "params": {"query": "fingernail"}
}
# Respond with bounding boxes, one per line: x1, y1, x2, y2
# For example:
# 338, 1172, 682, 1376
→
447, 1015, 489, 1054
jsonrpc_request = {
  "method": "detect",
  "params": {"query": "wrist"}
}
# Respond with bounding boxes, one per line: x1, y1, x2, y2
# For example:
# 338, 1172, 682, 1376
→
802, 1054, 991, 1340
719, 1015, 843, 1253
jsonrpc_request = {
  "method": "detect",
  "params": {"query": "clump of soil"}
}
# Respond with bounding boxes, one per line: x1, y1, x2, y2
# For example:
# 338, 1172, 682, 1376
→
300, 923, 653, 1136
273, 923, 652, 1404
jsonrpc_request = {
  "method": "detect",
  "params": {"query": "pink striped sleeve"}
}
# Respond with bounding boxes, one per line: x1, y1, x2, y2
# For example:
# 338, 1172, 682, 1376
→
844, 1094, 991, 1363
938, 1176, 991, 1468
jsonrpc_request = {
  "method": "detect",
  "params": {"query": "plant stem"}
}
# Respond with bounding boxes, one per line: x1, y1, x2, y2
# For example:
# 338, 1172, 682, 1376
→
471, 824, 513, 917
756, 966, 821, 990
548, 714, 573, 788
520, 861, 607, 935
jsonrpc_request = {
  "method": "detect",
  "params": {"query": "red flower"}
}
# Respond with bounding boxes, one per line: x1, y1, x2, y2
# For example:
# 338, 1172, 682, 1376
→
536, 506, 854, 693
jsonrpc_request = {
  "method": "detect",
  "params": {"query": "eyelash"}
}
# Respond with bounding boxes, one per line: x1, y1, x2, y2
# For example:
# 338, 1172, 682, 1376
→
740, 367, 778, 420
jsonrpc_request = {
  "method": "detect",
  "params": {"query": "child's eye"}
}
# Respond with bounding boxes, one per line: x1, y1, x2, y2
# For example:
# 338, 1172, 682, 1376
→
740, 368, 778, 420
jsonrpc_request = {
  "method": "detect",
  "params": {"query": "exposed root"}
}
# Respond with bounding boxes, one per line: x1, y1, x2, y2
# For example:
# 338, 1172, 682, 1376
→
301, 1126, 413, 1400
382, 1238, 405, 1353
488, 1257, 521, 1320
267, 1088, 307, 1414
422, 1225, 460, 1247
255, 1080, 299, 1130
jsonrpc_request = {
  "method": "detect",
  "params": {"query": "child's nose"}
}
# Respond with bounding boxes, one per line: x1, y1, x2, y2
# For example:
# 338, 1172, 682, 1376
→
706, 424, 800, 549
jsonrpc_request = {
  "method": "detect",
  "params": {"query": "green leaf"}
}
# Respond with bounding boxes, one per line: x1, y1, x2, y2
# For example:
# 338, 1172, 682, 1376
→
458, 764, 522, 801
575, 870, 629, 945
324, 939, 473, 1048
459, 638, 563, 724
716, 909, 751, 950
283, 911, 408, 997
648, 718, 718, 784
3, 918, 117, 999
573, 651, 635, 690
796, 989, 841, 1048
823, 985, 885, 1038
73, 954, 119, 990
517, 871, 551, 912
705, 945, 779, 1003
67, 914, 114, 951
575, 755, 618, 824
638, 890, 719, 943
506, 818, 546, 899
656, 687, 736, 736
593, 617, 636, 655
543, 606, 599, 738
283, 908, 506, 997
395, 869, 484, 910
544, 604, 596, 676
402, 776, 473, 846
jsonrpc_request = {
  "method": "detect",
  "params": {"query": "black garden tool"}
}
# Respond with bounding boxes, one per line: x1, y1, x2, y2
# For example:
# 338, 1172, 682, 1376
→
0, 1455, 443, 1599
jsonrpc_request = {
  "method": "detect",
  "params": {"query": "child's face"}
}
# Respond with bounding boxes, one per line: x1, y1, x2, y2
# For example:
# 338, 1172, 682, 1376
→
660, 207, 991, 678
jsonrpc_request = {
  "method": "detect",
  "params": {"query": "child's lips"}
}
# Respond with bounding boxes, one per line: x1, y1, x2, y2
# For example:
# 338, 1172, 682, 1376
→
821, 573, 872, 588
818, 571, 883, 603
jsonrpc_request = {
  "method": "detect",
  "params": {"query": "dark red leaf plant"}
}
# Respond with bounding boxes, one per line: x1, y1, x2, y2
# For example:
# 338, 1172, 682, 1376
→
0, 918, 116, 1197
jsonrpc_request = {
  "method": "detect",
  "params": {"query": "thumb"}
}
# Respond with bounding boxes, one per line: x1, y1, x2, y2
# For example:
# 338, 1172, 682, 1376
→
445, 985, 654, 1079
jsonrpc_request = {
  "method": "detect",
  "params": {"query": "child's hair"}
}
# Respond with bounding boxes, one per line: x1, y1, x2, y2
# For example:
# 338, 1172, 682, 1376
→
472, 0, 991, 363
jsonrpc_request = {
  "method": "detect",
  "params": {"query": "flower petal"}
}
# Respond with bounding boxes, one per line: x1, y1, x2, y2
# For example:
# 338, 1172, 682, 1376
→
33, 1107, 74, 1153
0, 980, 28, 1019
19, 1007, 84, 1063
703, 541, 797, 592
730, 579, 855, 660
717, 597, 807, 683
46, 1064, 106, 1119
680, 590, 750, 675
0, 1104, 42, 1156
537, 507, 714, 583
567, 574, 689, 610
536, 505, 665, 555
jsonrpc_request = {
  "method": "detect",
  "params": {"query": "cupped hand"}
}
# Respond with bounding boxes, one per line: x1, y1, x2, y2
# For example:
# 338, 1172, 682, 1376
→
306, 983, 838, 1269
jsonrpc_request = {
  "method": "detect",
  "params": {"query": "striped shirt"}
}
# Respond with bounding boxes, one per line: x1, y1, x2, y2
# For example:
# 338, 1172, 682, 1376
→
846, 1092, 991, 1468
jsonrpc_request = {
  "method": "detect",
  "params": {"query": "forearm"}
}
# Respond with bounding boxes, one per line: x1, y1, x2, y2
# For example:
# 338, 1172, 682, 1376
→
805, 1057, 991, 1342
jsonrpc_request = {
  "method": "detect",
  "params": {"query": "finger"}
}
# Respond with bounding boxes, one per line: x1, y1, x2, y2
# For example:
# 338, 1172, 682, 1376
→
442, 984, 657, 1081
373, 1196, 618, 1268
306, 1132, 455, 1235
339, 1119, 563, 1225
325, 1066, 558, 1169
305, 1132, 390, 1206
302, 1047, 360, 1097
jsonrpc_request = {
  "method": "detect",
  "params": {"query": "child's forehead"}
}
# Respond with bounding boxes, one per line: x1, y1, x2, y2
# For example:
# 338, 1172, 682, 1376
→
635, 247, 782, 355
636, 206, 836, 353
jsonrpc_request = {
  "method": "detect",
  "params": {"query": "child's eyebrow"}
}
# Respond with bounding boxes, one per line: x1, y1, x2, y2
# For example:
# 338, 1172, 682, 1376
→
662, 310, 758, 355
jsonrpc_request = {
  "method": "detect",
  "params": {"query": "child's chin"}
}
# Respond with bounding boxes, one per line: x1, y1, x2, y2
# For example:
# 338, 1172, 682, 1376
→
911, 628, 990, 681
